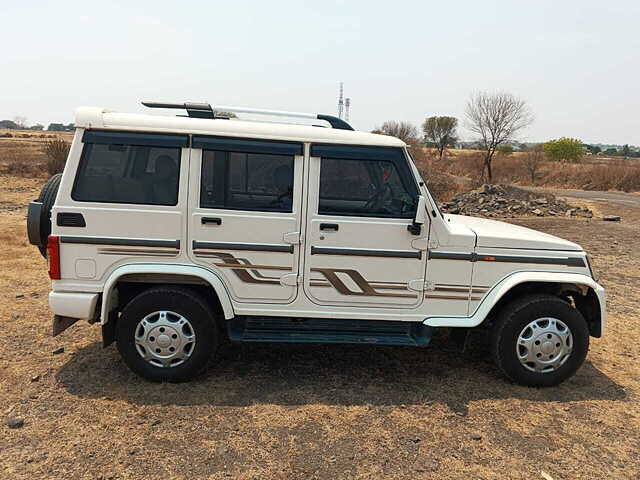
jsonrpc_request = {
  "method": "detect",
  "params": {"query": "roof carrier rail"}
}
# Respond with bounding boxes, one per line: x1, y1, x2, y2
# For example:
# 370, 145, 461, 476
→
141, 101, 354, 131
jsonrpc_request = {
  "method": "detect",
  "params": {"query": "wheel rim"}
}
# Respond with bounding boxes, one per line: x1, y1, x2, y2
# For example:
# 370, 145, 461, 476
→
134, 310, 196, 368
516, 317, 573, 373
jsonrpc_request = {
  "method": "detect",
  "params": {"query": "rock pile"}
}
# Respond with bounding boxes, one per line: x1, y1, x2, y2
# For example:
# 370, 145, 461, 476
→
440, 184, 593, 219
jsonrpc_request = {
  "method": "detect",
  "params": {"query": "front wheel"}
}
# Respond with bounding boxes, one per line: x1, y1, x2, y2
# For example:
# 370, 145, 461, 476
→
491, 294, 590, 387
116, 287, 219, 382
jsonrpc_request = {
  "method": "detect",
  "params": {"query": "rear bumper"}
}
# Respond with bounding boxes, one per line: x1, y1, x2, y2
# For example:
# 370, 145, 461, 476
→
49, 291, 99, 320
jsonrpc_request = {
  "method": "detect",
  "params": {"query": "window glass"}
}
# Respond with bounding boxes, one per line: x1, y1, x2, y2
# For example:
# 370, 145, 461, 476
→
72, 143, 181, 205
319, 158, 417, 218
200, 150, 294, 212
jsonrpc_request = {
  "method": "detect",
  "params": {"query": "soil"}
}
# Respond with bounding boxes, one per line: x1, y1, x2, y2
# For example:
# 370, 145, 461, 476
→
1, 175, 638, 479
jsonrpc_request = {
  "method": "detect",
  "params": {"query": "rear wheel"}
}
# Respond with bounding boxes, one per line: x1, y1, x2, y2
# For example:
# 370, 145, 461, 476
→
491, 294, 589, 387
116, 287, 219, 382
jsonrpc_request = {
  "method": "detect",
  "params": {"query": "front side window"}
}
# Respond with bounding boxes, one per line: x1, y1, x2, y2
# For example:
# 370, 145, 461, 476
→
319, 158, 417, 218
72, 143, 181, 205
200, 150, 294, 212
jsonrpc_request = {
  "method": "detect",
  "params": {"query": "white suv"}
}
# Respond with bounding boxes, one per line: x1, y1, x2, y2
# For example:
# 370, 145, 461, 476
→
27, 101, 605, 386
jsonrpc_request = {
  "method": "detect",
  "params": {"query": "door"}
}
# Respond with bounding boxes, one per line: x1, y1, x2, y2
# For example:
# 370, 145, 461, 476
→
188, 136, 304, 304
303, 144, 427, 309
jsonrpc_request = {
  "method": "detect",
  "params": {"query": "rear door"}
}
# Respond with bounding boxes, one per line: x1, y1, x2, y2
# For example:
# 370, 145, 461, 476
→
303, 144, 427, 309
188, 136, 304, 304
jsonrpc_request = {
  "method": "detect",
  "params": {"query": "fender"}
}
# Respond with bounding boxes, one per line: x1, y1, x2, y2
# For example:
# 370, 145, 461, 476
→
100, 263, 235, 323
423, 271, 606, 333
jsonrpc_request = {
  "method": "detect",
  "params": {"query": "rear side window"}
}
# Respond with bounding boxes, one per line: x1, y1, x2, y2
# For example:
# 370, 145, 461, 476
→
200, 151, 294, 212
319, 158, 417, 218
72, 143, 181, 205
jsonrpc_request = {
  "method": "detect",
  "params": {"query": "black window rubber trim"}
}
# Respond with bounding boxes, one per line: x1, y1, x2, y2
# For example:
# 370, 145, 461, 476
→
428, 251, 586, 267
192, 135, 303, 156
82, 130, 189, 148
311, 246, 422, 259
193, 241, 294, 253
59, 236, 180, 249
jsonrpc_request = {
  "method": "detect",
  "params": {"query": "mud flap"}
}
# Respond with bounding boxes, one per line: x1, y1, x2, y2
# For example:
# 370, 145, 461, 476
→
101, 313, 117, 348
52, 315, 80, 336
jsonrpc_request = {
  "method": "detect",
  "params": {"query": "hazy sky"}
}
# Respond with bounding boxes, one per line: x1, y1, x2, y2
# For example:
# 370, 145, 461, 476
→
2, 1, 638, 145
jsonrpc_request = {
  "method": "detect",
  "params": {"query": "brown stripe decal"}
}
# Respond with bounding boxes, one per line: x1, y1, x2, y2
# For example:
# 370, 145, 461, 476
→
311, 268, 416, 298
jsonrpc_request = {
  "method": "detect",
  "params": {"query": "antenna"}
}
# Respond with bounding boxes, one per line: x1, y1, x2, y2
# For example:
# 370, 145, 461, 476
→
337, 82, 344, 119
345, 98, 351, 122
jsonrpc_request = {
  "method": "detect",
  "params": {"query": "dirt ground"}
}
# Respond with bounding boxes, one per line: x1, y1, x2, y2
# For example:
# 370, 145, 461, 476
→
1, 175, 638, 480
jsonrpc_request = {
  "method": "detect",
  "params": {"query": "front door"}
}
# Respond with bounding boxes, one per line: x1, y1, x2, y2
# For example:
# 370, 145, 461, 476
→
303, 144, 427, 309
188, 136, 304, 304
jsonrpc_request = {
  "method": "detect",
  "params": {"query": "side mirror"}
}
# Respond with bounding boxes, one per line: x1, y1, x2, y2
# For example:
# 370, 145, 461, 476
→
407, 196, 427, 235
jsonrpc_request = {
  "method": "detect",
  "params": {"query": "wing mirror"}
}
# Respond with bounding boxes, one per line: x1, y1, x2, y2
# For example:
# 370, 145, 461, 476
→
407, 195, 426, 235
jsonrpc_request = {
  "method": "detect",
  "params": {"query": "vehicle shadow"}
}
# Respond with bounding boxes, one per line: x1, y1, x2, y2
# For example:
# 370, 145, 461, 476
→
55, 339, 627, 414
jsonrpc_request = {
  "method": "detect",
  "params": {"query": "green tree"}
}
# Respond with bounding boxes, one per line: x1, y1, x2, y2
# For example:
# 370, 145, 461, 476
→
543, 137, 583, 163
622, 144, 630, 157
422, 116, 458, 160
497, 144, 514, 155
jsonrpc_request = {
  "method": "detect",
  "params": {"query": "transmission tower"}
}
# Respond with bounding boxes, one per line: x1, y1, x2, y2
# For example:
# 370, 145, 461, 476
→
345, 98, 351, 122
337, 82, 344, 119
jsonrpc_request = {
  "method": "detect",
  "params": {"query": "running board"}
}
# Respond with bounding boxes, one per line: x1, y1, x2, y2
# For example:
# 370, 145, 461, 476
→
227, 317, 432, 347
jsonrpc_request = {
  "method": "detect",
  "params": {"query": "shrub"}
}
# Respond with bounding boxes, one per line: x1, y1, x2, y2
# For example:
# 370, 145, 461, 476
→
43, 138, 70, 175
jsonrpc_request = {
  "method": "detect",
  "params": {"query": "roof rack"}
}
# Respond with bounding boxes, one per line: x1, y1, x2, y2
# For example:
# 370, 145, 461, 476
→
141, 101, 354, 131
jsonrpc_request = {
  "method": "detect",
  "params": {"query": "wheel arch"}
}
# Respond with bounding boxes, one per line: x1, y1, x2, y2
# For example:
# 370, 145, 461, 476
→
424, 271, 605, 337
100, 264, 235, 325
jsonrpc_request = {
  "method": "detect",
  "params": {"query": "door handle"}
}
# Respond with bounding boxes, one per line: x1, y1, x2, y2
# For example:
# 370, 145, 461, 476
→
320, 223, 339, 231
202, 217, 222, 225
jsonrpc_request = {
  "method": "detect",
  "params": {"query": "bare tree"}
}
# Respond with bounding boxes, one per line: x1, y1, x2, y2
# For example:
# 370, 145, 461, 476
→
522, 144, 544, 184
465, 92, 533, 182
13, 115, 28, 129
372, 121, 419, 145
422, 116, 458, 161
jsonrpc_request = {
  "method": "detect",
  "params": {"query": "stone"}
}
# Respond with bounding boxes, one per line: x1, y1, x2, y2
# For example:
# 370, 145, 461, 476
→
15, 294, 24, 299
7, 417, 24, 429
532, 208, 543, 216
30, 375, 40, 382
603, 215, 621, 222
52, 347, 64, 355
470, 433, 482, 440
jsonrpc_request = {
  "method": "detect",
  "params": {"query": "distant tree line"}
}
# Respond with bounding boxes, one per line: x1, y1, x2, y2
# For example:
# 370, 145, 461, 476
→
0, 116, 74, 132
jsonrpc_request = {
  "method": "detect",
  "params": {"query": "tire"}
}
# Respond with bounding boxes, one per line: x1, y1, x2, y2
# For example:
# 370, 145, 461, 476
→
116, 287, 219, 382
491, 294, 589, 387
35, 173, 63, 257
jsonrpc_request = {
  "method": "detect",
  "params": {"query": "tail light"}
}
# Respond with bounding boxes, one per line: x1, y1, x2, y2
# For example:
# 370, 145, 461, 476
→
47, 235, 61, 280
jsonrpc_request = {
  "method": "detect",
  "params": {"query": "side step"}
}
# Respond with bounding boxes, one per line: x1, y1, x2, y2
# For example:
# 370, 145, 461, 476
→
227, 316, 432, 347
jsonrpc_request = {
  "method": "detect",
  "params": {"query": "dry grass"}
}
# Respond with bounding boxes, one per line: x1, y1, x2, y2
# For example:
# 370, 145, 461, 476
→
433, 149, 640, 192
0, 176, 639, 479
0, 130, 73, 178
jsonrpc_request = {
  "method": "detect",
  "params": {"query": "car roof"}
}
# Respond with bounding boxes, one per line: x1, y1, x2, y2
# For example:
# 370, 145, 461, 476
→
74, 106, 406, 148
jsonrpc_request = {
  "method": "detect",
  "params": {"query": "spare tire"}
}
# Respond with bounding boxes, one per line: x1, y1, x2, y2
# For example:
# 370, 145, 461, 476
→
31, 174, 63, 258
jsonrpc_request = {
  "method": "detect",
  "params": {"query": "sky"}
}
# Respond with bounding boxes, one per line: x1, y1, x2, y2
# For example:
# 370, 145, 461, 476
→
1, 0, 638, 145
